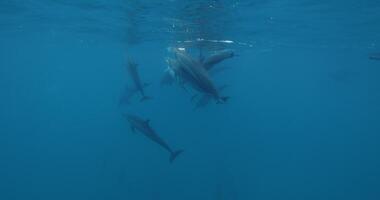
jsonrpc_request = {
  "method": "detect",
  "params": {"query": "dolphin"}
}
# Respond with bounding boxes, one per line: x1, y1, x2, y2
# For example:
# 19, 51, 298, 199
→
161, 49, 234, 86
173, 49, 229, 103
202, 49, 234, 71
161, 58, 186, 87
126, 60, 152, 102
369, 53, 380, 60
125, 114, 183, 163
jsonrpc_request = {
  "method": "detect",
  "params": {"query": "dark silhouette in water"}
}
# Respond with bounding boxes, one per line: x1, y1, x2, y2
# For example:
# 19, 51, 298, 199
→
161, 49, 235, 86
124, 114, 183, 163
202, 49, 235, 71
126, 59, 152, 102
119, 83, 150, 105
369, 53, 380, 60
169, 48, 229, 103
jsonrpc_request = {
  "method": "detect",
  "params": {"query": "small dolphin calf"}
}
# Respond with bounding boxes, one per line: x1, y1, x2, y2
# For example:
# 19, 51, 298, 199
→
125, 114, 183, 163
369, 53, 380, 60
126, 60, 152, 102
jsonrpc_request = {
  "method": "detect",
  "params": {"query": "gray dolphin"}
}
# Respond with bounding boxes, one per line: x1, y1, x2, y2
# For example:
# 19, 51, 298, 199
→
125, 114, 183, 163
202, 49, 234, 71
161, 49, 234, 86
369, 53, 380, 60
173, 49, 229, 103
126, 60, 152, 102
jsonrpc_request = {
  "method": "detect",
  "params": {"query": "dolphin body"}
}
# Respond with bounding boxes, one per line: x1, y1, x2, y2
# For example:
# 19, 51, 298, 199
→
126, 60, 152, 102
173, 49, 229, 103
202, 49, 234, 71
369, 53, 380, 60
161, 49, 234, 85
166, 57, 202, 92
125, 114, 183, 163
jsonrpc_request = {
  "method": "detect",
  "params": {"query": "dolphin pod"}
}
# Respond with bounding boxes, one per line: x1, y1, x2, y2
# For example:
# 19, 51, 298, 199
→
120, 47, 235, 163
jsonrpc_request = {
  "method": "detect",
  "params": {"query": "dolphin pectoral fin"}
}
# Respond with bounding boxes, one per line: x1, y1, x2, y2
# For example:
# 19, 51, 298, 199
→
170, 150, 184, 163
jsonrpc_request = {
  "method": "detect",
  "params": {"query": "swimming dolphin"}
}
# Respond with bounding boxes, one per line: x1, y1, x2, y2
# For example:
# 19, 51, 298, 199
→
202, 49, 234, 71
161, 49, 234, 86
161, 58, 186, 86
126, 60, 152, 102
124, 114, 183, 163
369, 53, 380, 60
173, 49, 229, 103
164, 57, 198, 92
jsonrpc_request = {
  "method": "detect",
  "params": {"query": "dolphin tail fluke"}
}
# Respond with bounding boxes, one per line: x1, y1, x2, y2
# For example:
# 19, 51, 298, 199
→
140, 96, 152, 102
169, 150, 184, 163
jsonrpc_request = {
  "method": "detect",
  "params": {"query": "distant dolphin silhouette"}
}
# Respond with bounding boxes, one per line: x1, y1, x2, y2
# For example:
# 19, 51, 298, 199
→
126, 59, 152, 102
124, 114, 183, 163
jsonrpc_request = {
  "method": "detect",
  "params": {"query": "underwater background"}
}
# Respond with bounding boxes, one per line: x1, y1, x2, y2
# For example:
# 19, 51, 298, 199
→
1, 0, 380, 199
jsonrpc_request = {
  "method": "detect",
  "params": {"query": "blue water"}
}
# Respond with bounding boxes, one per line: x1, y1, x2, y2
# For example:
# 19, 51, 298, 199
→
1, 1, 380, 199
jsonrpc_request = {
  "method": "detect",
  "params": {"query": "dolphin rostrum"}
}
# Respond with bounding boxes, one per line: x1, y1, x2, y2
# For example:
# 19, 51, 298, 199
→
125, 114, 183, 163
126, 59, 152, 102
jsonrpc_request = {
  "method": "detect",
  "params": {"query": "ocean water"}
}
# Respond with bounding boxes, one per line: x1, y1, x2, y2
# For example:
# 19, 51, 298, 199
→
1, 1, 380, 200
